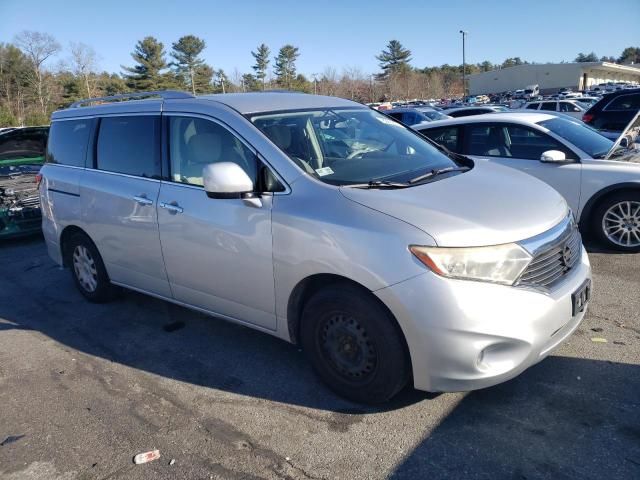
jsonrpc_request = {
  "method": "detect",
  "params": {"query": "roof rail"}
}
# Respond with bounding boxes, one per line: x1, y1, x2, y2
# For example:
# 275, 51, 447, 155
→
69, 90, 194, 108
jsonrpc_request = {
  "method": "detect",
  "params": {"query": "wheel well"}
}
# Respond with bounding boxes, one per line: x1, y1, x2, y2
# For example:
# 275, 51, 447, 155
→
286, 274, 412, 372
580, 184, 640, 233
59, 225, 89, 267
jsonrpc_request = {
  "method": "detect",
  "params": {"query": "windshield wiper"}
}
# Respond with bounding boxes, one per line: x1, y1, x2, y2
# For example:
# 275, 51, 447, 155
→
344, 180, 410, 189
408, 166, 469, 184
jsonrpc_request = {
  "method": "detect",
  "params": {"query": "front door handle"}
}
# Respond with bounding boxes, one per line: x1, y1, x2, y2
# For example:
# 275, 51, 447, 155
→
133, 195, 154, 206
160, 201, 184, 214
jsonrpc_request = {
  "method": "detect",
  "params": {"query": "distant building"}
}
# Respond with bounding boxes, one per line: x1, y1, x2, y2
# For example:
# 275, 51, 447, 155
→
468, 62, 640, 95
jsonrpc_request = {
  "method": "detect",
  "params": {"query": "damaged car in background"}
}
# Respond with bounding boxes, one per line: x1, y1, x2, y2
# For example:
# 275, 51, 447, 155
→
0, 126, 49, 239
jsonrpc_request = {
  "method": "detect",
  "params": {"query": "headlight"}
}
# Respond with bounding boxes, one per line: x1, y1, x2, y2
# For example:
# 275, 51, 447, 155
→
409, 243, 532, 285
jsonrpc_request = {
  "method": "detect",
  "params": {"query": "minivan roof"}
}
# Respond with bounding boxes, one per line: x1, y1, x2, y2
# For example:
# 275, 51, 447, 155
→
201, 92, 361, 114
52, 91, 364, 120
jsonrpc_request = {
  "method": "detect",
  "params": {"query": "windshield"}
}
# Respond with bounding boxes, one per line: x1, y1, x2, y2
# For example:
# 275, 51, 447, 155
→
538, 117, 614, 158
251, 108, 461, 185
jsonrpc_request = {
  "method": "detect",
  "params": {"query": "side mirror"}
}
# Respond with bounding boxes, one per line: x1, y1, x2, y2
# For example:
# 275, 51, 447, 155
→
540, 150, 567, 163
203, 162, 253, 199
619, 137, 630, 149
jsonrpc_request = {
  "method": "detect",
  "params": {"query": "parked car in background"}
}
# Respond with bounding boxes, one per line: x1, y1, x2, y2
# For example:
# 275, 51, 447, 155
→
446, 105, 509, 118
385, 107, 438, 127
524, 85, 539, 100
415, 112, 640, 251
524, 100, 588, 119
575, 97, 600, 108
583, 88, 640, 137
412, 107, 452, 121
0, 126, 49, 239
39, 90, 591, 403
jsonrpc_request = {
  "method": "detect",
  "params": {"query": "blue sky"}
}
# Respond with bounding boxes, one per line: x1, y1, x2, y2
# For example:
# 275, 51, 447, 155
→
1, 0, 638, 78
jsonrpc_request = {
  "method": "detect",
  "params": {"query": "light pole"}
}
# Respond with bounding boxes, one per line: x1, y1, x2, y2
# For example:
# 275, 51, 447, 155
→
459, 30, 468, 98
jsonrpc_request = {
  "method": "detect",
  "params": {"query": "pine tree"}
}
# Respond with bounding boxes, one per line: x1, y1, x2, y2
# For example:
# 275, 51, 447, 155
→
575, 52, 598, 63
193, 64, 214, 93
251, 43, 270, 90
170, 35, 206, 94
122, 36, 168, 91
376, 40, 412, 78
618, 47, 640, 64
274, 45, 299, 89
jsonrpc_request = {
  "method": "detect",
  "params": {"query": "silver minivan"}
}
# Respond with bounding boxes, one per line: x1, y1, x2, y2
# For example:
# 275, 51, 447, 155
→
40, 91, 592, 403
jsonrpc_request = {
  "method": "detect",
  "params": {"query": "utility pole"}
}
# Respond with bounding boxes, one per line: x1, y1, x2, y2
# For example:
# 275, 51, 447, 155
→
459, 30, 468, 98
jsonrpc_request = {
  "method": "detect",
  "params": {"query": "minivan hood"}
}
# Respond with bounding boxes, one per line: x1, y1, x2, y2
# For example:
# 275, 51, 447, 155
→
339, 162, 568, 247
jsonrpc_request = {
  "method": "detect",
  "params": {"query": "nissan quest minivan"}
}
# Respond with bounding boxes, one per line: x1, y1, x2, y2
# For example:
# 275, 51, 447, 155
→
40, 91, 592, 403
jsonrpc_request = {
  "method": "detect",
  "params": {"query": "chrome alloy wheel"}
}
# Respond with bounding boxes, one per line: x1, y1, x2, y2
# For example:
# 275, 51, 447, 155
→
72, 245, 98, 292
602, 200, 640, 248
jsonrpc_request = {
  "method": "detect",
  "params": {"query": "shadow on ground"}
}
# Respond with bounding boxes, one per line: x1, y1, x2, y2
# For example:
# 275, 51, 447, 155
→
390, 356, 640, 479
0, 235, 432, 414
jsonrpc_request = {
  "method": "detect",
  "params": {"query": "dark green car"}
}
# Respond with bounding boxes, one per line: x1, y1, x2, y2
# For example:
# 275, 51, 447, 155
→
0, 126, 49, 239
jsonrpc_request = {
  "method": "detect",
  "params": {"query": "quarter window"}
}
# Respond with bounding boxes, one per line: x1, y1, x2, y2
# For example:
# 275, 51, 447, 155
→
168, 116, 257, 187
96, 116, 161, 178
46, 120, 91, 167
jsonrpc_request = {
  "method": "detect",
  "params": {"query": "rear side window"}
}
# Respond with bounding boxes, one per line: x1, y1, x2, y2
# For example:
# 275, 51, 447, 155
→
605, 94, 640, 111
540, 102, 557, 111
526, 103, 539, 110
47, 120, 91, 167
96, 116, 160, 178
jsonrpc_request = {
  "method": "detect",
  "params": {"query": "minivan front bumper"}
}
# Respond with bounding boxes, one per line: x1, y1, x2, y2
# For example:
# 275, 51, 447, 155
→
375, 246, 591, 392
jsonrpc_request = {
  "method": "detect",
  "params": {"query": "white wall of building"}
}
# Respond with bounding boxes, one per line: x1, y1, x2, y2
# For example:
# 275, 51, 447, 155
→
468, 62, 640, 95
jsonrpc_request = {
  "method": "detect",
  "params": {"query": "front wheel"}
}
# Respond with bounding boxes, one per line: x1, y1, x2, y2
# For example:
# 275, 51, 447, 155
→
300, 284, 410, 404
592, 192, 640, 252
66, 232, 118, 302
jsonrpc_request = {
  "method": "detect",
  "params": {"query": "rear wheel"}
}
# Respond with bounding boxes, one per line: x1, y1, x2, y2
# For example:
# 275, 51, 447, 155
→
66, 232, 118, 302
592, 192, 640, 252
300, 284, 410, 404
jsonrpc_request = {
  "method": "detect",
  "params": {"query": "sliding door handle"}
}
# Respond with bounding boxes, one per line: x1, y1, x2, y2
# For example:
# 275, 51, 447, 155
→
159, 201, 184, 214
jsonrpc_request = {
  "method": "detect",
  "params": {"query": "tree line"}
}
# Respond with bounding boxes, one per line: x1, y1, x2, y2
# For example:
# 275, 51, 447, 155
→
1, 31, 639, 126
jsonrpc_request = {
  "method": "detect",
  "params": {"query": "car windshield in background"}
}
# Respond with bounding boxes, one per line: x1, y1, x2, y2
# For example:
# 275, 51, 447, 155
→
251, 108, 461, 185
538, 117, 613, 158
422, 110, 450, 121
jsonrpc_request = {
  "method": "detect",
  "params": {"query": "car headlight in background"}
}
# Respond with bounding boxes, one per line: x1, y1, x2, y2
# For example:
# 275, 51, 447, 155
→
409, 243, 532, 286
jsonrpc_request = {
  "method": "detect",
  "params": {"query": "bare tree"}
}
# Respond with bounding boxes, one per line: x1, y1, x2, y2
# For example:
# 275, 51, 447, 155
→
69, 42, 99, 98
14, 31, 61, 116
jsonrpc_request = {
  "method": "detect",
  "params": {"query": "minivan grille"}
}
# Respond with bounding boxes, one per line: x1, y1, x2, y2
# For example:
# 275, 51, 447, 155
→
518, 227, 582, 288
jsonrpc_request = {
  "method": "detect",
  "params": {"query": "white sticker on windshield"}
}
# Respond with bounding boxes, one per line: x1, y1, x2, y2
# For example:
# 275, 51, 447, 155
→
315, 167, 334, 176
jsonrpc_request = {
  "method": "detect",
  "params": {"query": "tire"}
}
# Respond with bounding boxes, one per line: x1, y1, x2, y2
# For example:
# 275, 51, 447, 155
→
65, 232, 118, 303
300, 284, 410, 404
592, 191, 640, 252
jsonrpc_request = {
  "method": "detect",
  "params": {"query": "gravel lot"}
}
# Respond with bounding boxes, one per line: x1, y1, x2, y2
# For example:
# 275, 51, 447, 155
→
0, 235, 638, 480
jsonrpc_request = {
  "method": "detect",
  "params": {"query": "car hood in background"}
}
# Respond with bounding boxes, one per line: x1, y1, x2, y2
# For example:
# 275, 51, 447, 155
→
339, 161, 568, 247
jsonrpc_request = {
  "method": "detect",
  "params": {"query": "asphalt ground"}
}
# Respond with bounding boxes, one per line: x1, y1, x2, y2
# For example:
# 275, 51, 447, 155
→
0, 235, 638, 480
